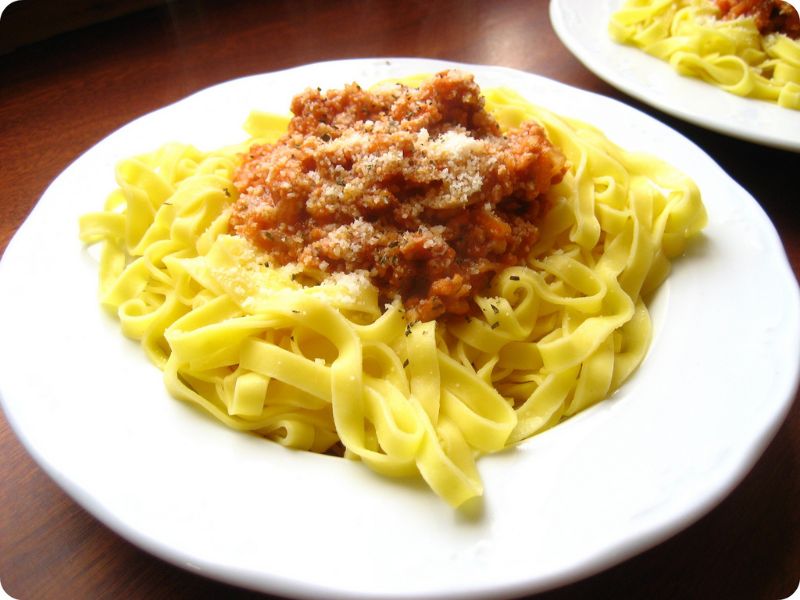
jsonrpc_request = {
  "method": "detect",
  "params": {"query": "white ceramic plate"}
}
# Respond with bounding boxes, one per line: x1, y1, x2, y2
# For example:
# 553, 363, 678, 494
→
1, 58, 798, 599
549, 0, 800, 152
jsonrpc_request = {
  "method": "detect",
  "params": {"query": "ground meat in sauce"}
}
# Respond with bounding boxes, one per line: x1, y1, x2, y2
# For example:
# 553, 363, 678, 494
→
231, 70, 567, 322
715, 0, 800, 38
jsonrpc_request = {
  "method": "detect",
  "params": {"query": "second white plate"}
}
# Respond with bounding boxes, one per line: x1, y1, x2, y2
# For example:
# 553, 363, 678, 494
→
549, 0, 800, 152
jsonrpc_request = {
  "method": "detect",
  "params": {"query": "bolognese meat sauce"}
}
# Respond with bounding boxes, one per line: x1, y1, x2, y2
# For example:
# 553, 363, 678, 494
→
231, 70, 567, 322
715, 0, 800, 38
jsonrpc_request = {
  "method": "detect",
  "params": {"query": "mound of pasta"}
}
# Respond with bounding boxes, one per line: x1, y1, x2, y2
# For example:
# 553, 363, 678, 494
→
79, 72, 706, 507
609, 0, 800, 109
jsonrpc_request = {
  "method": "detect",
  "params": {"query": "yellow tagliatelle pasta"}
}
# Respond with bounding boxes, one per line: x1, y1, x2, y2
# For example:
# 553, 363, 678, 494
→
79, 79, 706, 507
610, 0, 800, 108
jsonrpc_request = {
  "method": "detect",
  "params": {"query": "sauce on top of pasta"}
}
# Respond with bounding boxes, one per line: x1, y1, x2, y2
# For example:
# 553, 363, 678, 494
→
231, 70, 566, 322
715, 0, 800, 38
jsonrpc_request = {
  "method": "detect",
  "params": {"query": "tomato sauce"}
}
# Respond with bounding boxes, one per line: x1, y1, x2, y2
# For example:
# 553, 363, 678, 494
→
231, 70, 567, 322
715, 0, 800, 38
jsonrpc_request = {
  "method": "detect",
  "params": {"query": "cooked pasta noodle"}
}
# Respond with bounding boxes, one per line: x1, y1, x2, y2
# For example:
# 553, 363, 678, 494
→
79, 77, 706, 507
610, 0, 800, 108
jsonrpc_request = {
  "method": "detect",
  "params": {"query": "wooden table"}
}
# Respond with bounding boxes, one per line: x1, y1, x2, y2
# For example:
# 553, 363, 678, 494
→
1, 1, 798, 598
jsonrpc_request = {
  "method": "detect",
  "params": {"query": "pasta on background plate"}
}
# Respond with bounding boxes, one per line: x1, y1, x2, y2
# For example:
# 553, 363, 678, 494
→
79, 72, 706, 507
610, 0, 800, 109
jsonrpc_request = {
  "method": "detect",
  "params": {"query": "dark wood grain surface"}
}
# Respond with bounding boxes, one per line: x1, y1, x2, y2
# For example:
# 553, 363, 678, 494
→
1, 1, 798, 598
